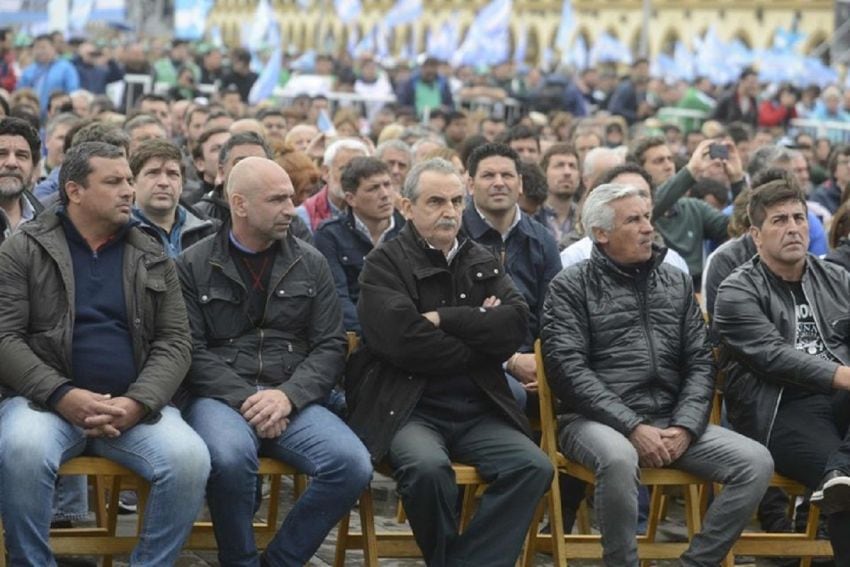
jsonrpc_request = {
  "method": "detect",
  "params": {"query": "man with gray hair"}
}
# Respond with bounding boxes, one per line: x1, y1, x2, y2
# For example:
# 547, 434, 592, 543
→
541, 182, 773, 566
296, 138, 370, 232
349, 158, 553, 566
375, 138, 412, 201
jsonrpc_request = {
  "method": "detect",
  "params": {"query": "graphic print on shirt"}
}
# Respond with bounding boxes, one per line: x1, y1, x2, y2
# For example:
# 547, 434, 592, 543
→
792, 285, 830, 360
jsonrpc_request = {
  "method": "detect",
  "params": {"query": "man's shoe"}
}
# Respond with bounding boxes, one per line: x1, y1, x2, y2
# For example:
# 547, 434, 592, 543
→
813, 470, 850, 515
117, 491, 138, 514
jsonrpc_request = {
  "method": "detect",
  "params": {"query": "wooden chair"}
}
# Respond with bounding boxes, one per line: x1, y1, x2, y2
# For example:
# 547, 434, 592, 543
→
333, 462, 485, 567
0, 456, 150, 567
709, 370, 832, 566
523, 340, 720, 566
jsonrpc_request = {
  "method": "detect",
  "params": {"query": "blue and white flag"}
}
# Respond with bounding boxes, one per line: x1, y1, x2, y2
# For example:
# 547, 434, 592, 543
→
174, 0, 213, 40
426, 19, 459, 62
69, 0, 95, 31
290, 50, 316, 72
335, 0, 361, 24
210, 25, 224, 48
554, 0, 574, 53
383, 0, 422, 29
90, 0, 125, 23
248, 24, 282, 105
673, 41, 694, 82
375, 24, 389, 59
514, 20, 528, 66
564, 35, 587, 70
317, 108, 336, 134
247, 0, 275, 52
589, 33, 632, 66
353, 26, 375, 58
346, 24, 360, 57
773, 26, 805, 54
452, 0, 512, 67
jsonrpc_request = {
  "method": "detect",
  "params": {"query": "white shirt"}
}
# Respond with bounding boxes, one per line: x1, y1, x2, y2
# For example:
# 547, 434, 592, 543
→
559, 236, 690, 274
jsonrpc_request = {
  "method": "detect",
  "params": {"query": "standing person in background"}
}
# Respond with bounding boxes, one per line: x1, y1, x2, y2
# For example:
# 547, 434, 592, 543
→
18, 34, 80, 119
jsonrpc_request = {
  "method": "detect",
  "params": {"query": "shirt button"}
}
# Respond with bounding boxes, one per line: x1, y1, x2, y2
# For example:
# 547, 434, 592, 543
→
493, 268, 499, 274
476, 272, 483, 277
342, 255, 348, 261
389, 410, 395, 416
278, 290, 285, 296
459, 293, 467, 299
200, 294, 208, 301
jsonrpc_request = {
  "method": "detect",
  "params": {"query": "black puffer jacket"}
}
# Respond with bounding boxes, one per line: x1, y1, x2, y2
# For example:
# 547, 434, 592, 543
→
176, 226, 346, 411
541, 244, 714, 439
714, 255, 850, 444
348, 223, 531, 461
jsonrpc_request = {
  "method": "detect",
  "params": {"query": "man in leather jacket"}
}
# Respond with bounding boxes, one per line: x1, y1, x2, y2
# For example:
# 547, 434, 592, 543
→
714, 179, 850, 563
350, 158, 553, 566
541, 182, 773, 566
177, 156, 372, 566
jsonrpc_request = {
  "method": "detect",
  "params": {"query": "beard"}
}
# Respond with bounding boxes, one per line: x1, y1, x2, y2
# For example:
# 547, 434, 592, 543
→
0, 174, 26, 201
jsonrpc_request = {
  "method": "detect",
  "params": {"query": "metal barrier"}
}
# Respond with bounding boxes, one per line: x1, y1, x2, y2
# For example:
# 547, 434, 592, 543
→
656, 107, 709, 131
791, 118, 850, 143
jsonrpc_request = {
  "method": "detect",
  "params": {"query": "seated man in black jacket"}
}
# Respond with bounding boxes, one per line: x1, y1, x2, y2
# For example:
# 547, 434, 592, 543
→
177, 156, 372, 567
714, 179, 850, 564
541, 182, 773, 566
349, 158, 553, 566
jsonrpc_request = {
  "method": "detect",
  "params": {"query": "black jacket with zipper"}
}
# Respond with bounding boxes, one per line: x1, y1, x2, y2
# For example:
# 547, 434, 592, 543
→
348, 222, 531, 461
541, 244, 714, 439
176, 225, 346, 411
713, 254, 850, 445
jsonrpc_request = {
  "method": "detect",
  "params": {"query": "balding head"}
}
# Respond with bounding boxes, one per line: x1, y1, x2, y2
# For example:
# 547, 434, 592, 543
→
228, 157, 297, 249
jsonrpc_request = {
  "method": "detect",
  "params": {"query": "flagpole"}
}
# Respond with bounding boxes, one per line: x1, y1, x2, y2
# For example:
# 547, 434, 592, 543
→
639, 0, 650, 57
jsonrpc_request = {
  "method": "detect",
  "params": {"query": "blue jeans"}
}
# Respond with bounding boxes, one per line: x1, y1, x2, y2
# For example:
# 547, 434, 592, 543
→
559, 418, 773, 567
0, 397, 210, 567
183, 397, 373, 567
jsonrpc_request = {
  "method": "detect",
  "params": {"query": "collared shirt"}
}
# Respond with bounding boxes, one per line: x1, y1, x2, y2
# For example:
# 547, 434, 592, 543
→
132, 206, 187, 258
353, 211, 396, 246
537, 203, 575, 242
475, 203, 522, 242
0, 195, 36, 240
428, 237, 460, 264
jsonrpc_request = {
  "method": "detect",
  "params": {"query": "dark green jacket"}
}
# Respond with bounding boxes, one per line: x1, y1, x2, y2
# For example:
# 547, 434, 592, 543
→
0, 209, 192, 411
652, 167, 730, 276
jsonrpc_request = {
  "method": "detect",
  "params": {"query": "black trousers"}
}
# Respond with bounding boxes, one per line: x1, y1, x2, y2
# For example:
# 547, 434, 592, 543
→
388, 408, 553, 567
769, 391, 850, 563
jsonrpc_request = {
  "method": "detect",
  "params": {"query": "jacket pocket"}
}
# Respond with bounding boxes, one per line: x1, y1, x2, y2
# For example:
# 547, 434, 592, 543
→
196, 285, 244, 339
267, 281, 316, 328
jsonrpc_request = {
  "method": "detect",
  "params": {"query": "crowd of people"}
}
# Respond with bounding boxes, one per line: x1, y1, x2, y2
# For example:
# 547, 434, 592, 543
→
2, 25, 850, 567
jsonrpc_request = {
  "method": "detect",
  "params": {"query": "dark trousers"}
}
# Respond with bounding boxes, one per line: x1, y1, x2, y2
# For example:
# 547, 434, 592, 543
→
768, 391, 850, 563
388, 409, 553, 567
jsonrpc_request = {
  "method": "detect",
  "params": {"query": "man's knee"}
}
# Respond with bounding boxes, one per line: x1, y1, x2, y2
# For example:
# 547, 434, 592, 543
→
394, 452, 454, 494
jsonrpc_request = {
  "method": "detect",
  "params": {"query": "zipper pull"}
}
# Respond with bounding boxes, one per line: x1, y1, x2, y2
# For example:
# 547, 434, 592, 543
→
288, 343, 293, 353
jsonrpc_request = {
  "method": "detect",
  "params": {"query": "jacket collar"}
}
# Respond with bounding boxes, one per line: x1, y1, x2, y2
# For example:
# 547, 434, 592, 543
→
463, 202, 526, 241
208, 222, 305, 284
589, 242, 668, 280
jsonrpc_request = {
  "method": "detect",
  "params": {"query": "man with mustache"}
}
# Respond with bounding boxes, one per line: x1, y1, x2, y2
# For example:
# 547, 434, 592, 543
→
541, 183, 774, 566
0, 117, 44, 246
349, 158, 553, 566
130, 138, 218, 258
0, 141, 211, 566
177, 156, 372, 566
714, 179, 850, 564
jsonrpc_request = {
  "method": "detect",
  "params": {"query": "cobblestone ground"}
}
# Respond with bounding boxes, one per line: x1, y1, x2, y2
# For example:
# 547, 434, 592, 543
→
56, 474, 824, 567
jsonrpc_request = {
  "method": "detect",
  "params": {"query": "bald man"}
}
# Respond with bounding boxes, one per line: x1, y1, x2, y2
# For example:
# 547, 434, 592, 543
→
177, 157, 372, 567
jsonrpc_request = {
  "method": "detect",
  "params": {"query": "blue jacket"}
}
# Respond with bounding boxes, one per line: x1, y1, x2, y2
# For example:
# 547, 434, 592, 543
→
313, 209, 405, 332
607, 79, 641, 125
19, 58, 80, 116
72, 56, 124, 94
462, 206, 562, 351
396, 72, 454, 112
811, 179, 841, 215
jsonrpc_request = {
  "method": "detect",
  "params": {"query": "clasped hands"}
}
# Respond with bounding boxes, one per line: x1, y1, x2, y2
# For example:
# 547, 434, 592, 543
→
628, 424, 693, 468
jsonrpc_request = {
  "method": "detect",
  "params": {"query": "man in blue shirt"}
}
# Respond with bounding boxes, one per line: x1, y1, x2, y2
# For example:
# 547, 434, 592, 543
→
18, 34, 79, 119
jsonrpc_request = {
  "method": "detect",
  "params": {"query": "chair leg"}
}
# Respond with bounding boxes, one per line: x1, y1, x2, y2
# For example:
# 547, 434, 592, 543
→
0, 516, 6, 567
358, 489, 379, 567
683, 483, 703, 539
547, 472, 567, 567
459, 485, 478, 533
645, 485, 664, 542
521, 499, 545, 567
394, 498, 406, 524
333, 508, 351, 567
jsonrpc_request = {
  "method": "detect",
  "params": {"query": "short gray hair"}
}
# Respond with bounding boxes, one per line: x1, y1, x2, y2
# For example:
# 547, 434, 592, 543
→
46, 112, 80, 138
582, 183, 650, 242
323, 138, 369, 167
583, 147, 623, 181
748, 145, 793, 179
402, 158, 460, 201
375, 139, 412, 160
